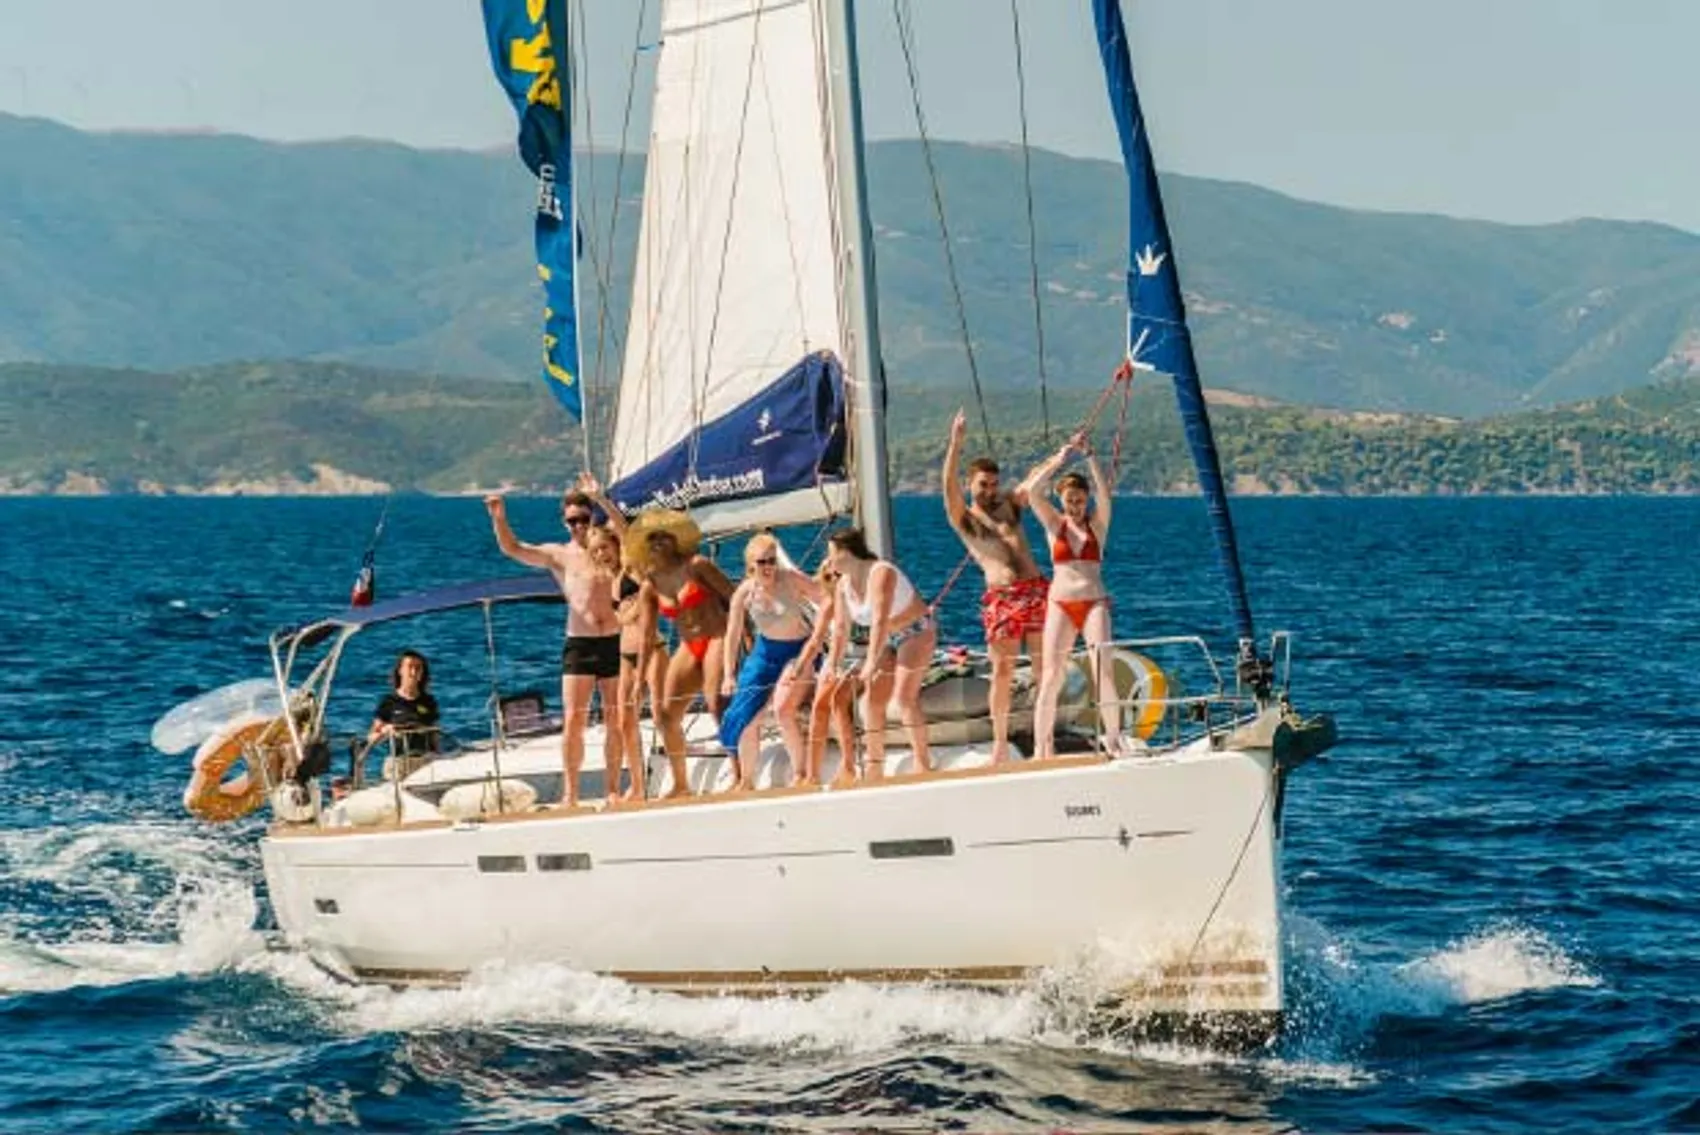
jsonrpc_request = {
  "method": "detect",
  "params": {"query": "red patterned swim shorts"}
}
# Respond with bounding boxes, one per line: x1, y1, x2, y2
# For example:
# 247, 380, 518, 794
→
980, 576, 1050, 644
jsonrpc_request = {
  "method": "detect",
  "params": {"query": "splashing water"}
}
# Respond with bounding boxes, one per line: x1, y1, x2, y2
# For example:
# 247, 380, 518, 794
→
1279, 914, 1598, 1061
0, 821, 265, 994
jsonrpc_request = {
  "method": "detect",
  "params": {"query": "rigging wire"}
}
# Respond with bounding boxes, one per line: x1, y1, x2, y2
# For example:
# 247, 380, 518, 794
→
563, 0, 596, 471
927, 362, 1134, 612
348, 495, 391, 606
755, 17, 813, 353
1180, 775, 1275, 975
598, 0, 653, 465
696, 0, 774, 477
362, 496, 391, 556
812, 5, 862, 527
890, 0, 993, 453
567, 0, 601, 475
676, 1, 710, 477
1007, 0, 1052, 446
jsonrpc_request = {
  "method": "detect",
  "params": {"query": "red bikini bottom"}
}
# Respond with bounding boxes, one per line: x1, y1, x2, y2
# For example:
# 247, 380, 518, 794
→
1052, 597, 1107, 634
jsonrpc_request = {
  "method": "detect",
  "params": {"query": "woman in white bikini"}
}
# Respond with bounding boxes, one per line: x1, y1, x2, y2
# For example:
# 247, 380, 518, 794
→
820, 528, 936, 780
792, 562, 855, 787
1020, 432, 1120, 758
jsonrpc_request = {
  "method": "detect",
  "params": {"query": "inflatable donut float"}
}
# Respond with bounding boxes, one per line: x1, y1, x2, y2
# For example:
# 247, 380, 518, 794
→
183, 713, 290, 822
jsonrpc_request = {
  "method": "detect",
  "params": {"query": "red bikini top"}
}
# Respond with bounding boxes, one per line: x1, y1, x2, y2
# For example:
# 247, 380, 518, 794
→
657, 578, 710, 619
1051, 520, 1102, 565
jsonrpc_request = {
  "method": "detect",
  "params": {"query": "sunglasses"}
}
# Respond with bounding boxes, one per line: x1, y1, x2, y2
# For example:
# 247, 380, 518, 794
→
753, 556, 778, 567
563, 513, 592, 527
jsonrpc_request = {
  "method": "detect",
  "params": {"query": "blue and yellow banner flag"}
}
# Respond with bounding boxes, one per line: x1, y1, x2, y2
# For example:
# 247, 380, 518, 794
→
482, 0, 581, 420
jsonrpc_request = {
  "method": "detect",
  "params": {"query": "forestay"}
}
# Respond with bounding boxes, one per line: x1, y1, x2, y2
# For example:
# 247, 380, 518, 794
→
608, 0, 854, 536
1092, 0, 1261, 669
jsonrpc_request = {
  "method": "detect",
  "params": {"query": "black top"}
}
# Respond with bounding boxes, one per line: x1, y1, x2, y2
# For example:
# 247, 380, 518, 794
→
373, 691, 440, 756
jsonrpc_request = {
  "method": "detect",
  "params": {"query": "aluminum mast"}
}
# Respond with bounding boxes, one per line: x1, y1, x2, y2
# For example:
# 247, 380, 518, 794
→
821, 0, 893, 558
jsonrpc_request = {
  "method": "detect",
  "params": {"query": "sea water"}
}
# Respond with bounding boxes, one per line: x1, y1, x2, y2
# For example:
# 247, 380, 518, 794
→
0, 496, 1695, 1132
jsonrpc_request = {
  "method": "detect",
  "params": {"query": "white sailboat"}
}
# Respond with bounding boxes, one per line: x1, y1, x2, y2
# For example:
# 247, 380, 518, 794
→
167, 0, 1336, 1047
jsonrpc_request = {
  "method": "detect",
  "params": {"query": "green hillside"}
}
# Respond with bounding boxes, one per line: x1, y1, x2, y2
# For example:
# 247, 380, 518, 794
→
3, 114, 1698, 418
4, 360, 1699, 496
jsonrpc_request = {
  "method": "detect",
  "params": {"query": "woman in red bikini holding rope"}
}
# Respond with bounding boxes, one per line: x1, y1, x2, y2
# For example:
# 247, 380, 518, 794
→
1019, 432, 1122, 759
625, 509, 735, 798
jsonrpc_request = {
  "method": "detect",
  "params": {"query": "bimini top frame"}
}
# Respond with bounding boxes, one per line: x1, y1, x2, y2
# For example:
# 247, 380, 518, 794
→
265, 574, 567, 775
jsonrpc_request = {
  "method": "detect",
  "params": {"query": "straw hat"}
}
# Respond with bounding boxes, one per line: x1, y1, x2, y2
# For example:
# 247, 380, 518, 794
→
622, 508, 702, 572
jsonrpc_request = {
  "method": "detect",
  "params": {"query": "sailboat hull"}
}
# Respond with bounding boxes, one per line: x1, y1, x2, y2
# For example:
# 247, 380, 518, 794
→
262, 741, 1286, 1046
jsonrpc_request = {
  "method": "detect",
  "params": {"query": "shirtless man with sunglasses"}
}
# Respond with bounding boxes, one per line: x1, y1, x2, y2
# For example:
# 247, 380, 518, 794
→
485, 472, 629, 806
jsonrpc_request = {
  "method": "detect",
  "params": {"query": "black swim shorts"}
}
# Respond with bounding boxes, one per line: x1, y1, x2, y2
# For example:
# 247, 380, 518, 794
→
561, 634, 621, 679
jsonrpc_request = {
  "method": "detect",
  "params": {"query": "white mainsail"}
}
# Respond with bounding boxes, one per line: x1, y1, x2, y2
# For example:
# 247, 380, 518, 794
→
609, 0, 856, 535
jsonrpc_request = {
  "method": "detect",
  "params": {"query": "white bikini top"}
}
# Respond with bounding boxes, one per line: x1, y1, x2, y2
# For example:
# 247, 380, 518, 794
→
840, 564, 919, 627
747, 580, 807, 633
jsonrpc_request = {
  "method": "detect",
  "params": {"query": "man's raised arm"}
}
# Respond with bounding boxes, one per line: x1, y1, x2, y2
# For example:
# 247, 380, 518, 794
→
485, 495, 558, 571
941, 408, 971, 534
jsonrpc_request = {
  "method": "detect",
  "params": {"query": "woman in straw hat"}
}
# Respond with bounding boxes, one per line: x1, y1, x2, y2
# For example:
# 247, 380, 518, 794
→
625, 509, 735, 798
718, 533, 825, 790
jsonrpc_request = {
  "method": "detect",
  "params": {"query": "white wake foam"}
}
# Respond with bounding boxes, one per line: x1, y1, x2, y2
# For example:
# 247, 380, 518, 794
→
257, 958, 1053, 1055
0, 819, 1598, 1080
0, 821, 265, 995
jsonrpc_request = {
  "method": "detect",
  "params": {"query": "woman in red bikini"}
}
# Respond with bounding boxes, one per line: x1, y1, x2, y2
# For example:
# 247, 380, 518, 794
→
1020, 432, 1121, 759
625, 510, 734, 797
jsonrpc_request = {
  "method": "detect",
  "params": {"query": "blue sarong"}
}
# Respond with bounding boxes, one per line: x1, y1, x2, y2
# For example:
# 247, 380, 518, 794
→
718, 635, 807, 750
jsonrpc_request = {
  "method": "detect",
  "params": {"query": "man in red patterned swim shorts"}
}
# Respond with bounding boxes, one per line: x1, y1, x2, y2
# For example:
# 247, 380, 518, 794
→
943, 409, 1049, 762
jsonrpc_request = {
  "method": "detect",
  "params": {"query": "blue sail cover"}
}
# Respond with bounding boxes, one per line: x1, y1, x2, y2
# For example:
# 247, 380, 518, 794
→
1091, 0, 1257, 650
483, 0, 582, 420
608, 352, 847, 516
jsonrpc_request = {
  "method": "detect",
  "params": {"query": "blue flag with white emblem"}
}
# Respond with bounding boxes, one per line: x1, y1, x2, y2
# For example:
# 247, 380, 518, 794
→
483, 0, 581, 420
1092, 0, 1257, 649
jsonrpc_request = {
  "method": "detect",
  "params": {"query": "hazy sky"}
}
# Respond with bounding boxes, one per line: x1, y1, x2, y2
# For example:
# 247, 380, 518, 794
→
3, 0, 1697, 233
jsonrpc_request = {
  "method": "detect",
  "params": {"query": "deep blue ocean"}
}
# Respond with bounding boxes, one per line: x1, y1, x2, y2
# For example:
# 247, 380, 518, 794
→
1, 496, 1696, 1133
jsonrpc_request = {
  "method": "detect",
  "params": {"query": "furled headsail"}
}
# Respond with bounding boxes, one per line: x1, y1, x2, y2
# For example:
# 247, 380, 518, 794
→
606, 0, 854, 536
482, 0, 583, 420
1091, 0, 1263, 677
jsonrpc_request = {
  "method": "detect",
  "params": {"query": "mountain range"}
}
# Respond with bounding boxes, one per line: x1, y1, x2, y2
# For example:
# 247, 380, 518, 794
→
3, 112, 1698, 420
5, 359, 1698, 497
